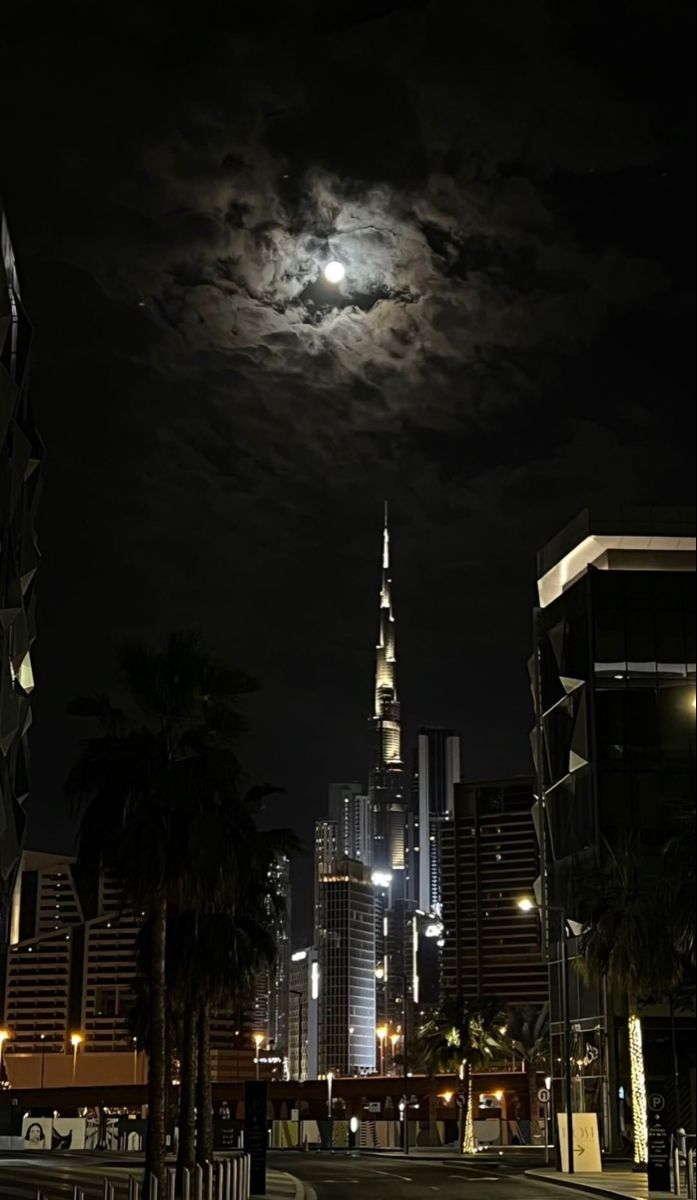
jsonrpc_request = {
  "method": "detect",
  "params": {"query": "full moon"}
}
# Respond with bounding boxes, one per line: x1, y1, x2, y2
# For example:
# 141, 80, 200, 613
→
323, 261, 346, 284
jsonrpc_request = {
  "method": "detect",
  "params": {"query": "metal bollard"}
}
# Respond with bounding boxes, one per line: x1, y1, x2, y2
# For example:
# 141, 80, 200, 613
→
674, 1147, 683, 1196
166, 1167, 176, 1200
229, 1157, 238, 1200
73, 1188, 85, 1200
182, 1166, 191, 1200
217, 1159, 224, 1200
223, 1159, 231, 1200
103, 1181, 115, 1200
128, 1179, 141, 1200
242, 1155, 251, 1200
149, 1174, 159, 1200
687, 1149, 695, 1200
205, 1161, 214, 1200
194, 1163, 204, 1200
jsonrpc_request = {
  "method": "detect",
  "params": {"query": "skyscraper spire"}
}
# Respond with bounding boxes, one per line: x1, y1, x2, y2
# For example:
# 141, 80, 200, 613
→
369, 504, 405, 881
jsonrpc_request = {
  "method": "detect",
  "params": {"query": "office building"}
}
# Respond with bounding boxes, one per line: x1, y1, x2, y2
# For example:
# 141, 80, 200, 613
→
251, 855, 291, 1061
414, 728, 461, 913
3, 853, 140, 1059
441, 777, 548, 1006
328, 782, 372, 865
288, 946, 319, 1081
317, 858, 376, 1076
532, 507, 695, 1146
0, 207, 42, 1003
368, 506, 407, 893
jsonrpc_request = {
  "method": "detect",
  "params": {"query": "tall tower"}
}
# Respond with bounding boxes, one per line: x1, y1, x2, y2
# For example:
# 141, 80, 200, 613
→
368, 504, 406, 890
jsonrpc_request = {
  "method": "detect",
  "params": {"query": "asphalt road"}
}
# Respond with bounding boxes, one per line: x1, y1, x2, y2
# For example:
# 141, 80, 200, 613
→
0, 1152, 139, 1198
274, 1151, 578, 1199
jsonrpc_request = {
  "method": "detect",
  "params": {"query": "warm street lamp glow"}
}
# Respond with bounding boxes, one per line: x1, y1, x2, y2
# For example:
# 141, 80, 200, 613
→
376, 1025, 388, 1041
323, 261, 346, 284
0, 1030, 11, 1046
375, 965, 385, 980
440, 1090, 454, 1104
253, 1032, 265, 1081
517, 897, 536, 913
70, 1033, 83, 1048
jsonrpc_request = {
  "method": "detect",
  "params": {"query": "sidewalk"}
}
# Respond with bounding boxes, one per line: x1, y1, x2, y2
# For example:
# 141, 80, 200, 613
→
526, 1166, 673, 1200
265, 1169, 307, 1199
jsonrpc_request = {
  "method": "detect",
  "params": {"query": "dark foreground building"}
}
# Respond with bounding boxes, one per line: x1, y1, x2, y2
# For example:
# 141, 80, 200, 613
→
441, 776, 548, 1007
532, 507, 696, 1150
0, 206, 41, 1009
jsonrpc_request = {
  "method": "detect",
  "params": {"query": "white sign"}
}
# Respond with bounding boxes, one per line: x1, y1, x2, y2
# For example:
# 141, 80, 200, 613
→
22, 1117, 52, 1150
557, 1113, 602, 1173
538, 1088, 551, 1105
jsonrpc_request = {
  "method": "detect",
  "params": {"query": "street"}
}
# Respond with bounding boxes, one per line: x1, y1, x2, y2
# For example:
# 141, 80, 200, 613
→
273, 1151, 579, 1199
0, 1151, 581, 1200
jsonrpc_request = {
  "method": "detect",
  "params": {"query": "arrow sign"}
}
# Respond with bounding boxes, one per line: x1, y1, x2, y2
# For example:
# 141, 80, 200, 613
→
575, 1144, 585, 1157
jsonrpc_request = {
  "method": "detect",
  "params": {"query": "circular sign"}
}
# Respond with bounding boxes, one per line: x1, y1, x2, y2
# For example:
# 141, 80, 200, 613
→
538, 1088, 551, 1105
649, 1094, 666, 1113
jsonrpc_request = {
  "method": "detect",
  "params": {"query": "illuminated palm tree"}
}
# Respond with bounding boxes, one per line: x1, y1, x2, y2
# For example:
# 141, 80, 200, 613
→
577, 835, 683, 1167
420, 995, 504, 1153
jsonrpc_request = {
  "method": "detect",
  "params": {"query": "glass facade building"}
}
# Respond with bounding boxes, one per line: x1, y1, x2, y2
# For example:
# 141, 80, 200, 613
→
532, 507, 696, 1148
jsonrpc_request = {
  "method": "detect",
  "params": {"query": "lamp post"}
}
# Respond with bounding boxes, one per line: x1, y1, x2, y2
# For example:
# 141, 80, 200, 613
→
518, 898, 574, 1176
70, 1032, 83, 1084
376, 1026, 388, 1077
327, 1071, 334, 1152
253, 1033, 265, 1082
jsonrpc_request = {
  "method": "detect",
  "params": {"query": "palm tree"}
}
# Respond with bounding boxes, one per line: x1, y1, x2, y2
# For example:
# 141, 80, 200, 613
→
665, 799, 696, 967
420, 995, 504, 1153
577, 834, 683, 1167
66, 632, 256, 1193
500, 1005, 549, 1144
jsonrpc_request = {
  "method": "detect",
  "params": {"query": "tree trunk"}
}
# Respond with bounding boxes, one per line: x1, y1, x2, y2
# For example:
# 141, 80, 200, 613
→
177, 996, 199, 1180
145, 893, 167, 1197
528, 1063, 542, 1144
196, 1000, 213, 1165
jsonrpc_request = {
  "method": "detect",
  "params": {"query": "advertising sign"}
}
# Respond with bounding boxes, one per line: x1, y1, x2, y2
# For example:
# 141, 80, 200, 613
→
244, 1081, 268, 1196
557, 1113, 602, 1173
648, 1104, 671, 1195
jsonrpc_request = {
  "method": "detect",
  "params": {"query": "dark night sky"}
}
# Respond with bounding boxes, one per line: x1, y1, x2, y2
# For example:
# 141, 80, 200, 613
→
2, 0, 695, 943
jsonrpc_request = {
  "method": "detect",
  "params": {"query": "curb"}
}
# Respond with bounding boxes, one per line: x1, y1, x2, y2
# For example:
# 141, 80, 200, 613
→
525, 1169, 647, 1199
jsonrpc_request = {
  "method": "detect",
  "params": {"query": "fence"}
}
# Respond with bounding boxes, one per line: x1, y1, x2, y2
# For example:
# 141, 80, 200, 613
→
33, 1154, 251, 1200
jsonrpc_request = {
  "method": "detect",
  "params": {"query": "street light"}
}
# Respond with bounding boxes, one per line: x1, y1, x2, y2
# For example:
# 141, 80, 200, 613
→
70, 1032, 83, 1083
253, 1033, 265, 1081
518, 897, 575, 1176
376, 1025, 388, 1076
327, 1071, 335, 1152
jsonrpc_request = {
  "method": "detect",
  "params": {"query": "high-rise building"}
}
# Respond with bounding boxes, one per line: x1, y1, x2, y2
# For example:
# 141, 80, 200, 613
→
314, 818, 337, 935
288, 946, 319, 1081
251, 855, 291, 1061
532, 507, 695, 1147
3, 853, 140, 1056
0, 207, 42, 1004
317, 857, 376, 1077
413, 728, 461, 913
441, 777, 548, 1007
328, 782, 372, 865
368, 505, 406, 893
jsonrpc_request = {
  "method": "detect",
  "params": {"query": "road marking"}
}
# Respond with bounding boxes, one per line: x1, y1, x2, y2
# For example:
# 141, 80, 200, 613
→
364, 1168, 413, 1182
449, 1175, 499, 1182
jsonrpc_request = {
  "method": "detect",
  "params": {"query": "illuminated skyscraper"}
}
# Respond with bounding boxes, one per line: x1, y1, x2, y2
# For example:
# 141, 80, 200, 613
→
317, 858, 376, 1076
328, 782, 372, 865
368, 505, 406, 890
414, 727, 461, 914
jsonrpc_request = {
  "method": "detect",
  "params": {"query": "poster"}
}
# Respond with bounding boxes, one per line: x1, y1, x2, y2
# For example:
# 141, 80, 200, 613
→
53, 1118, 86, 1150
22, 1118, 52, 1150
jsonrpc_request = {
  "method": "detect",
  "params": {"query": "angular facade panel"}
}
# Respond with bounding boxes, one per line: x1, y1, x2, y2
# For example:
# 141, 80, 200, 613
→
1, 205, 42, 996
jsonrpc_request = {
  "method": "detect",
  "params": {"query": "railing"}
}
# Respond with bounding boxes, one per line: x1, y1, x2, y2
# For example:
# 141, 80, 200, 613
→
672, 1136, 696, 1198
35, 1155, 251, 1200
